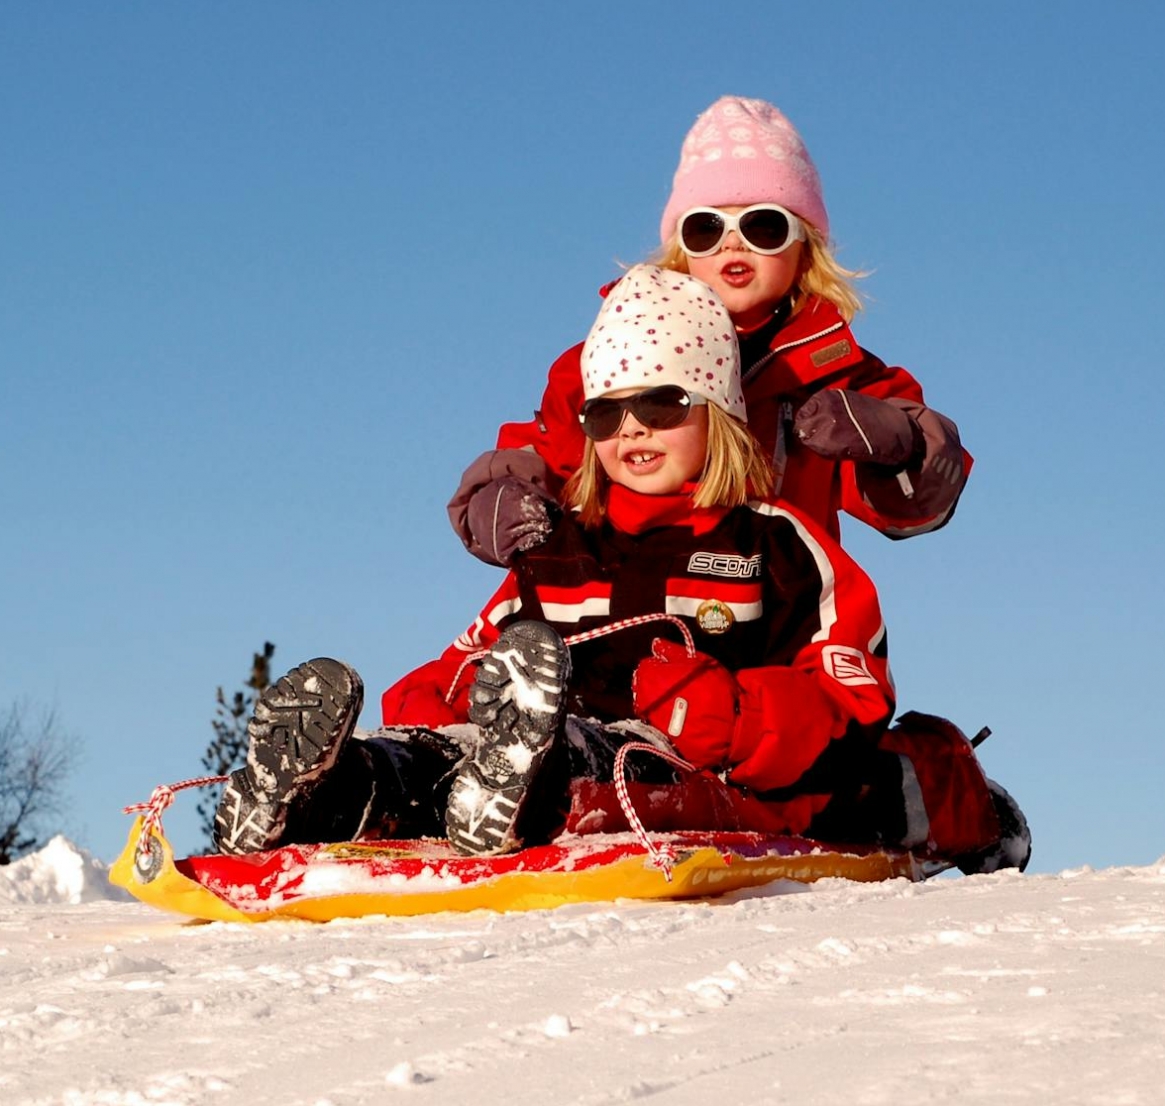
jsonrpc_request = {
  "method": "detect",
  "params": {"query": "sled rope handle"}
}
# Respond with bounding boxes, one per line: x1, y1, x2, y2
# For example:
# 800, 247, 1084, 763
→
564, 613, 695, 655
444, 613, 696, 704
122, 774, 228, 860
612, 741, 698, 881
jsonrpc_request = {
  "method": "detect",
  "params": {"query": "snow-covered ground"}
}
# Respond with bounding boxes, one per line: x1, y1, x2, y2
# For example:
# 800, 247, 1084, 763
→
2, 838, 1163, 1105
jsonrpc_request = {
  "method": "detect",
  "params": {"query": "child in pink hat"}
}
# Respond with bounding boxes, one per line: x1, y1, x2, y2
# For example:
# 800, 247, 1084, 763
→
450, 94, 970, 569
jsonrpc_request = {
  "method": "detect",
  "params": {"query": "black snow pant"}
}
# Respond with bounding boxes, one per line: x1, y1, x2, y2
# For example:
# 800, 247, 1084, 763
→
287, 718, 685, 847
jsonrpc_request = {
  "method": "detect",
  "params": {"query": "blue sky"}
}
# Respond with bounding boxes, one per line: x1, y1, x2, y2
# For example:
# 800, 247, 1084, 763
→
3, 3, 1162, 873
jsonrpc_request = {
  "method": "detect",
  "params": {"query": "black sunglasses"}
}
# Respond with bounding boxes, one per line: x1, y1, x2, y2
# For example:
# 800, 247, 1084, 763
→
578, 385, 708, 441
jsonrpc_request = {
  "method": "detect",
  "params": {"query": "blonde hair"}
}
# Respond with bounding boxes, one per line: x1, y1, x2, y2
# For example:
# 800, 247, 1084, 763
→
566, 403, 774, 527
649, 221, 866, 322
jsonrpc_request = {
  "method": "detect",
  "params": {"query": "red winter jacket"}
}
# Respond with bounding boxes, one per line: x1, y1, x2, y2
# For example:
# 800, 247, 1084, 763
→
383, 486, 895, 796
483, 295, 970, 543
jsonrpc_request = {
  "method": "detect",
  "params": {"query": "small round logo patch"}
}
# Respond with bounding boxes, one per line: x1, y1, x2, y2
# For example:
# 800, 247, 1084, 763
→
696, 599, 735, 635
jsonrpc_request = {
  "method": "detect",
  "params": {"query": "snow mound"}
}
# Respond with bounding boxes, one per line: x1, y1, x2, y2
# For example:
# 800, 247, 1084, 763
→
0, 835, 130, 904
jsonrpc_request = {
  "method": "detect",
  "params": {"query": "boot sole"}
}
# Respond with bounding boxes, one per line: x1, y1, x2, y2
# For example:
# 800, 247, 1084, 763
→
987, 780, 1032, 872
245, 658, 364, 802
956, 779, 1032, 875
446, 623, 570, 856
212, 767, 290, 855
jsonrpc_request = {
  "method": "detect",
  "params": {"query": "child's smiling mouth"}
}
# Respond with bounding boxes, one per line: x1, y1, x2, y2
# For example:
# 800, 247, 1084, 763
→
621, 450, 666, 474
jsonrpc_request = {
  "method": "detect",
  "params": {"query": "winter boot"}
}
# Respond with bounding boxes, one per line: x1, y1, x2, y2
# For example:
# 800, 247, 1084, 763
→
212, 657, 364, 855
445, 621, 571, 856
956, 780, 1032, 875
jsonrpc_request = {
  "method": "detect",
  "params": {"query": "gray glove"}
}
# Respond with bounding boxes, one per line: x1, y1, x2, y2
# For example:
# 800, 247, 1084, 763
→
466, 476, 560, 567
448, 449, 559, 567
793, 389, 922, 469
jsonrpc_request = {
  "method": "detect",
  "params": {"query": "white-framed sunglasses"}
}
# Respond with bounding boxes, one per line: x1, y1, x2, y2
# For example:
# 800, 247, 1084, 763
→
678, 204, 807, 258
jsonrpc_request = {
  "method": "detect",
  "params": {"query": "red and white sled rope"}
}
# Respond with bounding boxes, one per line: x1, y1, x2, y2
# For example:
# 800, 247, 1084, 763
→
122, 774, 227, 861
611, 741, 698, 881
445, 613, 695, 705
563, 613, 695, 655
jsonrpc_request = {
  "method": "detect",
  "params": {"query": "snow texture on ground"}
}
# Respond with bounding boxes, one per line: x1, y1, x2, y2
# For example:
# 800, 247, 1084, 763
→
1, 837, 1163, 1105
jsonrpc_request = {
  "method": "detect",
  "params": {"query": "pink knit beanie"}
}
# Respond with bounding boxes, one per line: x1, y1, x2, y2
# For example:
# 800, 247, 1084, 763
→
659, 96, 829, 245
581, 265, 745, 421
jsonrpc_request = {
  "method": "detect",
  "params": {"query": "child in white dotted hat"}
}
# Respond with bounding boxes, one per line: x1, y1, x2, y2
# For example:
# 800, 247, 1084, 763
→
451, 95, 971, 569
217, 265, 1027, 876
412, 267, 1022, 873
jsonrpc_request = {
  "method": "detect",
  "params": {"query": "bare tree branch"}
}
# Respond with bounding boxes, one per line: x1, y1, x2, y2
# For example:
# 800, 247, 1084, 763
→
0, 701, 74, 864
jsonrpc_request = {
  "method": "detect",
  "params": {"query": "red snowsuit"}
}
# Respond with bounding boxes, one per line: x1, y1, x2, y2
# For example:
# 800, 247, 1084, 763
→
482, 295, 970, 543
384, 486, 998, 857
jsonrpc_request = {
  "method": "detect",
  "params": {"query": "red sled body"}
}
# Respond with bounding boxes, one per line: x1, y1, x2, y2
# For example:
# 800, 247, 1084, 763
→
110, 818, 927, 924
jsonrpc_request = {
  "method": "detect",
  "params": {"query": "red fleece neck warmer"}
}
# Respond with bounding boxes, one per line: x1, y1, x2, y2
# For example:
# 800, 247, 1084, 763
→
605, 482, 727, 536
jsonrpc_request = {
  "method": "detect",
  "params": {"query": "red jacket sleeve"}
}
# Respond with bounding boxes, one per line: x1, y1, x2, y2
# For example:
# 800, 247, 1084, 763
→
726, 503, 896, 792
380, 574, 522, 727
496, 342, 588, 490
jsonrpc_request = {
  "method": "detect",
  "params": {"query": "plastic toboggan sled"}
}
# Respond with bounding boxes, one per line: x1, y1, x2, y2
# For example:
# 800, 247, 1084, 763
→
109, 816, 924, 923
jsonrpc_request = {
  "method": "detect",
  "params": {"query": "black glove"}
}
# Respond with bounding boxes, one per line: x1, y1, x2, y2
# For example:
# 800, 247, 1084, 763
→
465, 476, 560, 567
793, 390, 922, 468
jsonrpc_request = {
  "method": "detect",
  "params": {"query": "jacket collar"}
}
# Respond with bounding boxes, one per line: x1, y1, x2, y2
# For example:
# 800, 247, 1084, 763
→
743, 295, 861, 399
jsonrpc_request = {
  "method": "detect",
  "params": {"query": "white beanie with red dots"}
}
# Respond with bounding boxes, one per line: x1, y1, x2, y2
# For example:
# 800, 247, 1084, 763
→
581, 265, 745, 421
